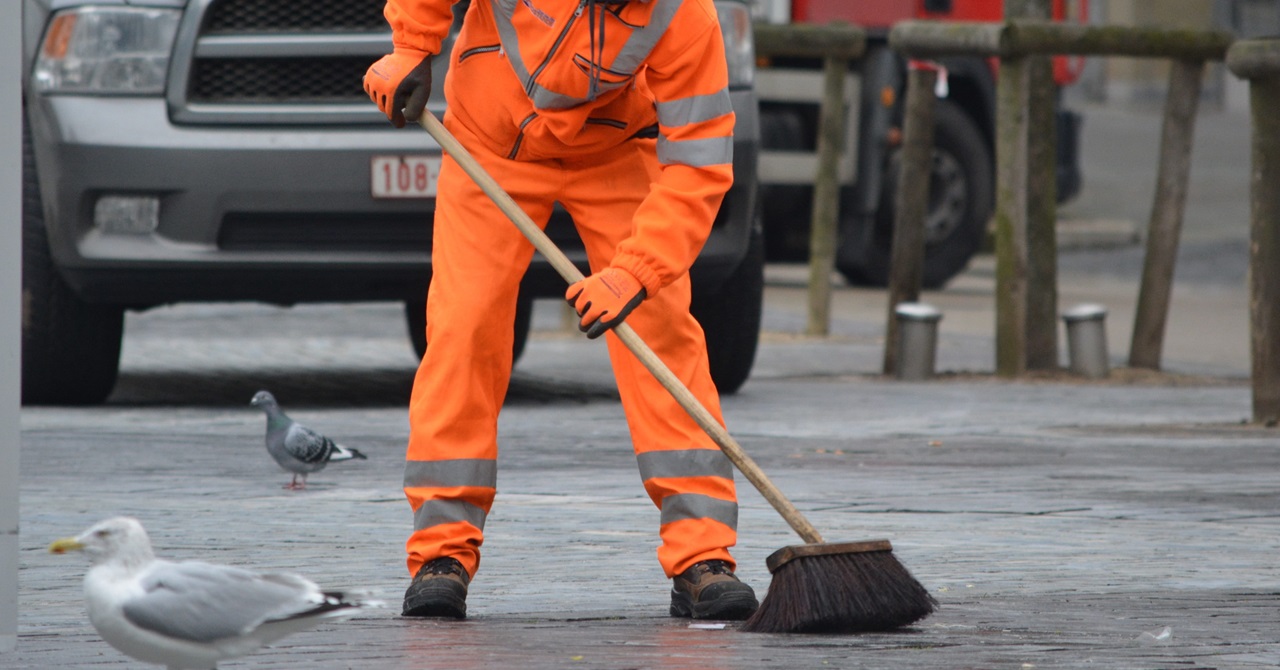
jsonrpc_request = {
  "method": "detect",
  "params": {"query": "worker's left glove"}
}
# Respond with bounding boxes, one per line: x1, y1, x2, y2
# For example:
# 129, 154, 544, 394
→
363, 48, 433, 128
565, 267, 647, 339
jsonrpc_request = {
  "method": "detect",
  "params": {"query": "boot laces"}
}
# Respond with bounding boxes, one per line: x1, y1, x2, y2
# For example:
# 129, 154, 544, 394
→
698, 560, 733, 576
421, 557, 464, 576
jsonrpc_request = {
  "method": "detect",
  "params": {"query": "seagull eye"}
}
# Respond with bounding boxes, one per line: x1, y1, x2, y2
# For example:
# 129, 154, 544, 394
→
95, 530, 110, 538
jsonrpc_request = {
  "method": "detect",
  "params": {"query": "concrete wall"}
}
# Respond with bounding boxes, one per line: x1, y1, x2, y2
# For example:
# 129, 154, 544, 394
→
2, 0, 21, 654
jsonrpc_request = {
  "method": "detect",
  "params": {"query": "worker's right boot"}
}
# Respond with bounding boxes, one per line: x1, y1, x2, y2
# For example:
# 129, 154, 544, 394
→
670, 560, 759, 620
402, 556, 469, 618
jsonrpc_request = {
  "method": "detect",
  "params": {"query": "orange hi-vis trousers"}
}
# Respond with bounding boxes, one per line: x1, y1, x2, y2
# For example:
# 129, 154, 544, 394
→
404, 117, 740, 580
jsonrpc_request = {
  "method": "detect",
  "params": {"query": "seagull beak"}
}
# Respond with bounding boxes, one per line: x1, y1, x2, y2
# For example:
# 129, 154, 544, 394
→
49, 537, 85, 554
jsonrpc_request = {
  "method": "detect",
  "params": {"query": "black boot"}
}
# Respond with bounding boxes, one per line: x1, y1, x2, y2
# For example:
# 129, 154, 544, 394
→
402, 556, 469, 618
670, 560, 758, 620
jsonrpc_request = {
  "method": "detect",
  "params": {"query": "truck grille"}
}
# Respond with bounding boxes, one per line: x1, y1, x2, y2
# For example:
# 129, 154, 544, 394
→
203, 0, 387, 33
191, 57, 374, 103
176, 0, 393, 116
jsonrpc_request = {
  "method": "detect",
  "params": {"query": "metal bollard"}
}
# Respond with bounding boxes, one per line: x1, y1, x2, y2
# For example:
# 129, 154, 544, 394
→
1062, 303, 1110, 378
895, 302, 942, 380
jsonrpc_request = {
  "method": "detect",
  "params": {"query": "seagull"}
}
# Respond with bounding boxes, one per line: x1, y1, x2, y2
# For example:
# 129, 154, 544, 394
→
249, 390, 367, 490
49, 516, 379, 669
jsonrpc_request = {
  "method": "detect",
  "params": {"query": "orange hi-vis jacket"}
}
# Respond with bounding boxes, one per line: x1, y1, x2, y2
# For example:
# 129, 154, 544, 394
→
384, 0, 736, 298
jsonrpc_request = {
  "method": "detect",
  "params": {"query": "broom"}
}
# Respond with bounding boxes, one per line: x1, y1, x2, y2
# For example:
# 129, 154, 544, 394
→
419, 113, 936, 633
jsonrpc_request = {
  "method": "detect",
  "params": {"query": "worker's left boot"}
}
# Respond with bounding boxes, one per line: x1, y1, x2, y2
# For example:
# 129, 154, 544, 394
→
670, 560, 759, 620
402, 556, 469, 618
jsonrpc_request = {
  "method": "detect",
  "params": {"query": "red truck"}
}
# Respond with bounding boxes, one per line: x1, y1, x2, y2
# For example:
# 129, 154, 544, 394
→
752, 0, 1086, 287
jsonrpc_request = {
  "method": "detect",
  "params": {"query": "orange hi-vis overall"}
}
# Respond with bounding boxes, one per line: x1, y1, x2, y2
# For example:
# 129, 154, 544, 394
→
392, 0, 741, 580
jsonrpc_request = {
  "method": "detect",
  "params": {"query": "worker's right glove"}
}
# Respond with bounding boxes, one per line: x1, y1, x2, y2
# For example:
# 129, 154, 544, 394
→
364, 48, 433, 128
565, 267, 647, 339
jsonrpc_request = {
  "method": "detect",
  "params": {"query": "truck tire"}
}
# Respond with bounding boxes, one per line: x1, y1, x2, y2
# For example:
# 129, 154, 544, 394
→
405, 294, 533, 365
691, 227, 763, 395
22, 120, 124, 406
840, 100, 993, 289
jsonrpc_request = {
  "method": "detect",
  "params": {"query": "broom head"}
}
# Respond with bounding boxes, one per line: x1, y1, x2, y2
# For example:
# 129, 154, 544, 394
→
739, 539, 937, 634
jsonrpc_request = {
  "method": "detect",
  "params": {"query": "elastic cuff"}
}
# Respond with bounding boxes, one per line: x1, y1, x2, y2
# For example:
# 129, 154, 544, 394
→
611, 254, 664, 299
393, 35, 441, 57
392, 42, 433, 59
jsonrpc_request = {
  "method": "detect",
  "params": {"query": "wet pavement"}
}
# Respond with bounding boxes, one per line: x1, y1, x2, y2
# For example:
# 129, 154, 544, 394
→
11, 102, 1280, 668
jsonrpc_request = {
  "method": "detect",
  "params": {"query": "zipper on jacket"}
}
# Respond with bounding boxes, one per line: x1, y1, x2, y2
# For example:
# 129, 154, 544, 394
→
458, 45, 502, 62
585, 117, 626, 129
525, 0, 588, 98
508, 113, 539, 160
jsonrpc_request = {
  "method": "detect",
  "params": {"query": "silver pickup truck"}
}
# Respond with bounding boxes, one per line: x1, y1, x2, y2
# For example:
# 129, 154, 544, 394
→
21, 0, 764, 404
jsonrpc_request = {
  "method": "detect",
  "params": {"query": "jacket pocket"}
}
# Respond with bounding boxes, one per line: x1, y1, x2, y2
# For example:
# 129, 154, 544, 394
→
458, 44, 501, 63
446, 42, 534, 157
571, 53, 635, 87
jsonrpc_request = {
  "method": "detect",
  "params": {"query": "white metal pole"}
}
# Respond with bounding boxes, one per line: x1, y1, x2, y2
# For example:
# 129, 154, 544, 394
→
1, 0, 22, 653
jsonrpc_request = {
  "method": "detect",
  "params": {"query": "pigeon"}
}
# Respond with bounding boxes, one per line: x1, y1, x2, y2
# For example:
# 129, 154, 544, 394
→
49, 516, 380, 669
249, 390, 367, 490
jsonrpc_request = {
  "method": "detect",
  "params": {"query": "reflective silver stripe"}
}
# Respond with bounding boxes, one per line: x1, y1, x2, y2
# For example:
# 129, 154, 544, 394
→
404, 459, 497, 490
530, 85, 586, 110
657, 135, 733, 167
413, 499, 488, 531
610, 0, 685, 75
660, 493, 738, 528
493, 0, 685, 109
656, 90, 733, 128
492, 0, 533, 81
636, 449, 733, 481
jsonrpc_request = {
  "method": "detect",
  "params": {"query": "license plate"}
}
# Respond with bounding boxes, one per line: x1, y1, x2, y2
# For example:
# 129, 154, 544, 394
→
371, 155, 441, 198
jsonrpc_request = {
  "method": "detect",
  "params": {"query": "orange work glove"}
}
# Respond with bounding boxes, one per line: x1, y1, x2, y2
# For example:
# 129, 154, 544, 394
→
565, 267, 647, 339
363, 48, 433, 128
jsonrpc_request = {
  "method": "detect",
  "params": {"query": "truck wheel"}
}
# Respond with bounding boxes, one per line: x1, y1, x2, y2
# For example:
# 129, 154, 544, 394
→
405, 294, 533, 365
22, 120, 124, 405
691, 227, 763, 395
840, 100, 993, 289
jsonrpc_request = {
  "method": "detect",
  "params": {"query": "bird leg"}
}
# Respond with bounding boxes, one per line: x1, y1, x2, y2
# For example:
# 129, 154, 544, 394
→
284, 474, 307, 490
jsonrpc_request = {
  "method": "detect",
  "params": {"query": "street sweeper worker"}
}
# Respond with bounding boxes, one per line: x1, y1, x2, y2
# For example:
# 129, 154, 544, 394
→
364, 0, 758, 621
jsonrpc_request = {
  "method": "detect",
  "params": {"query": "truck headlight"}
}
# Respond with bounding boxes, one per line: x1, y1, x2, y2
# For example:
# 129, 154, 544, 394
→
716, 1, 755, 89
32, 7, 180, 95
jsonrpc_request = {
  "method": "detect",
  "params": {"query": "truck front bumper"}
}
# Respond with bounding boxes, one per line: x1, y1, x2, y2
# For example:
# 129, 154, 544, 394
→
28, 91, 758, 306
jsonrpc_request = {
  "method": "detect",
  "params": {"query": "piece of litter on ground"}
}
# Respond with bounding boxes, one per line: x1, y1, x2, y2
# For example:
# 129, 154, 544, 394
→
1137, 626, 1173, 645
688, 623, 727, 630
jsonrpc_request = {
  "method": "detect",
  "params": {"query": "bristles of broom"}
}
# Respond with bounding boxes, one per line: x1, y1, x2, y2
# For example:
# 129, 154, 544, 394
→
740, 546, 937, 634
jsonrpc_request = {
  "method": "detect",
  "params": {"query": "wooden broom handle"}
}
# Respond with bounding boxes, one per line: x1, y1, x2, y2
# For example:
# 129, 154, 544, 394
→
421, 113, 825, 545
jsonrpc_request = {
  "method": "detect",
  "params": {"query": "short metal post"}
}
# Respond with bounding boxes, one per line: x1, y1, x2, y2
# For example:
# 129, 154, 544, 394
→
1062, 303, 1110, 379
895, 303, 943, 380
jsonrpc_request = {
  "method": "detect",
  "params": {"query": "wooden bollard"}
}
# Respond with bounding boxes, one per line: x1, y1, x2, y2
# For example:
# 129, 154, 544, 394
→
753, 22, 865, 338
1129, 59, 1205, 370
1228, 39, 1280, 425
883, 64, 937, 374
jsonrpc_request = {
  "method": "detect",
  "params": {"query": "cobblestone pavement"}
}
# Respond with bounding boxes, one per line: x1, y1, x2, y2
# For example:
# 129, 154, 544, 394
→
12, 104, 1280, 669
